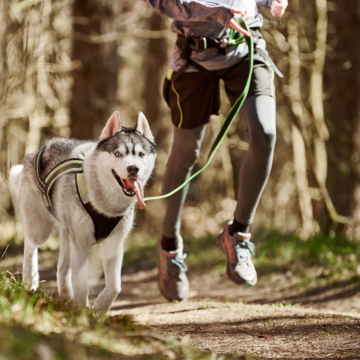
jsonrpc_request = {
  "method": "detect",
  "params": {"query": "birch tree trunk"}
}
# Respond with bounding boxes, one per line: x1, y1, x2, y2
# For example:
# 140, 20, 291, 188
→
310, 0, 328, 222
288, 17, 316, 236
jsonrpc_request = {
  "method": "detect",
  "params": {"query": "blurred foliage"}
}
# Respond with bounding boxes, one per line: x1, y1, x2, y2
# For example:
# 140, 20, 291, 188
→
0, 323, 132, 360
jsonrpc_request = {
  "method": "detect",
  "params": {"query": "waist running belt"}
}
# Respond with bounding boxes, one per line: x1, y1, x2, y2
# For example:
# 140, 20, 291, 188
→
34, 146, 124, 242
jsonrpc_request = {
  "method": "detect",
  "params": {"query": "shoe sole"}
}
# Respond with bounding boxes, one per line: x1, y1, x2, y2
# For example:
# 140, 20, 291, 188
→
218, 231, 257, 286
157, 273, 188, 302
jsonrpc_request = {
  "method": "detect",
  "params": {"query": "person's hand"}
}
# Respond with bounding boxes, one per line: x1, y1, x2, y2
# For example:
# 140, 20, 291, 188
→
229, 8, 250, 37
270, 0, 288, 18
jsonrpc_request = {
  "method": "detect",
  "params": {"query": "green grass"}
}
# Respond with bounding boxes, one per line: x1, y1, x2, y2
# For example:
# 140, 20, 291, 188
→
254, 229, 359, 269
253, 230, 360, 288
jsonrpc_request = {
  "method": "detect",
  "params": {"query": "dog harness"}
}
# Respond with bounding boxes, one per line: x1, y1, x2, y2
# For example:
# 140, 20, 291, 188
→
34, 146, 124, 242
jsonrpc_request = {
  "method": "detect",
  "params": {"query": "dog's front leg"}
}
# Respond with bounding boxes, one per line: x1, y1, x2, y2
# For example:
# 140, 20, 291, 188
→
57, 227, 73, 299
93, 235, 124, 313
23, 241, 39, 291
70, 240, 92, 307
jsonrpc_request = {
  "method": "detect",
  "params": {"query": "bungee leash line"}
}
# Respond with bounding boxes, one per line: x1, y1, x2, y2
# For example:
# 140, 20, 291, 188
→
143, 17, 254, 203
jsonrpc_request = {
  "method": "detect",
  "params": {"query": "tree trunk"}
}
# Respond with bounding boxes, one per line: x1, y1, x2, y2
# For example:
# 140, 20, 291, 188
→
310, 0, 328, 227
350, 25, 360, 237
70, 0, 121, 140
142, 11, 169, 127
292, 124, 316, 236
0, 0, 8, 157
310, 0, 329, 143
323, 0, 360, 235
287, 16, 317, 236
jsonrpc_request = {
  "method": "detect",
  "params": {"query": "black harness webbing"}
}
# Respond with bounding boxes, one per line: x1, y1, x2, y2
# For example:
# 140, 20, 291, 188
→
34, 146, 124, 242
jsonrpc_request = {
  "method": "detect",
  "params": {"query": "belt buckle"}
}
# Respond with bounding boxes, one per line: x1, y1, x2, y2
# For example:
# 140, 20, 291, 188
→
193, 37, 207, 50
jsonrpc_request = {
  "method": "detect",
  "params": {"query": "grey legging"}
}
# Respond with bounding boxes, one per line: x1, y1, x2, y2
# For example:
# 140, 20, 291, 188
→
162, 95, 276, 238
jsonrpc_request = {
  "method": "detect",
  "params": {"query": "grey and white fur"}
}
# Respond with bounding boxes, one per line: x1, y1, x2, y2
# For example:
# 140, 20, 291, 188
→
9, 111, 157, 313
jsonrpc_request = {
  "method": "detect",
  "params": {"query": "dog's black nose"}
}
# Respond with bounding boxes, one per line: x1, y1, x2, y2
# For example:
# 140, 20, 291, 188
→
127, 166, 139, 175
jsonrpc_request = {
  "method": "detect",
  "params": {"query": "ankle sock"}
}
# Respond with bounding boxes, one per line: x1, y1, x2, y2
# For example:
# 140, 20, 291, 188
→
161, 235, 177, 252
229, 219, 250, 236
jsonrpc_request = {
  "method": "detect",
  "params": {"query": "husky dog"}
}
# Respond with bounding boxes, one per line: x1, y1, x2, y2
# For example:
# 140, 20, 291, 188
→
9, 112, 157, 313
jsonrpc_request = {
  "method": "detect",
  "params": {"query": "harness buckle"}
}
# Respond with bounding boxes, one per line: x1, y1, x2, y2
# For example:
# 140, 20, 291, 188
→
219, 37, 230, 48
191, 37, 207, 50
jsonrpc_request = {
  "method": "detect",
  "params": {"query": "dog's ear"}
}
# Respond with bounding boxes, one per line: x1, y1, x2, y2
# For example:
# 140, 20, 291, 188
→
135, 112, 154, 143
99, 112, 122, 141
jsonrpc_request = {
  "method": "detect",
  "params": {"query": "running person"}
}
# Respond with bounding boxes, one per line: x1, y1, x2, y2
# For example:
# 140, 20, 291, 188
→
143, 0, 288, 302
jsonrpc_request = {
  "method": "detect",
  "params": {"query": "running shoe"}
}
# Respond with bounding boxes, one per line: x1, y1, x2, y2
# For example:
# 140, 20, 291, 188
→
158, 235, 189, 302
217, 224, 257, 286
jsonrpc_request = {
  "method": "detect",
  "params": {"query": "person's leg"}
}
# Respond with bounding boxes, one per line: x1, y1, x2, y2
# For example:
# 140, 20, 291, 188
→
159, 69, 219, 302
158, 125, 205, 302
233, 95, 276, 231
161, 69, 219, 248
218, 51, 276, 286
222, 51, 277, 234
217, 94, 276, 286
162, 125, 206, 248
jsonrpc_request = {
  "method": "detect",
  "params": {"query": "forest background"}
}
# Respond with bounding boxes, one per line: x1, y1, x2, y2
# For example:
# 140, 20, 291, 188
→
0, 0, 360, 243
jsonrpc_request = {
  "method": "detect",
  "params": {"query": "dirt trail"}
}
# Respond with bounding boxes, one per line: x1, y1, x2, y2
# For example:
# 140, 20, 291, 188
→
3, 251, 360, 358
114, 300, 360, 359
108, 270, 360, 359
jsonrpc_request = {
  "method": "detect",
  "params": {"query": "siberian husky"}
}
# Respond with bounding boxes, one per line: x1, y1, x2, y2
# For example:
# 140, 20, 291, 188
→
9, 111, 157, 313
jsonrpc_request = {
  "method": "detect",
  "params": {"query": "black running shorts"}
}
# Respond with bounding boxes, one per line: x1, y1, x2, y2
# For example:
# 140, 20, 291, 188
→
163, 52, 275, 129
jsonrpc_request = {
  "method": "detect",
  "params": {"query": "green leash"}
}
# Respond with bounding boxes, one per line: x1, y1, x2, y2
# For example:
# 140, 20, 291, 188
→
143, 17, 254, 202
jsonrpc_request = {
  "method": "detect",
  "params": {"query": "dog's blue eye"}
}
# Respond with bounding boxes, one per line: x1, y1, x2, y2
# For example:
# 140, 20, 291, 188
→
115, 151, 121, 157
139, 152, 145, 158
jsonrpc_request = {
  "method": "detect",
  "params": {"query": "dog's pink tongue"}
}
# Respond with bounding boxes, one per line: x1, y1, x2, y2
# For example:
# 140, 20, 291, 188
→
122, 178, 146, 210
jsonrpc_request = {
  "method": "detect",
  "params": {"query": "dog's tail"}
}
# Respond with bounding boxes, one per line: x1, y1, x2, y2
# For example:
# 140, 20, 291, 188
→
9, 164, 24, 201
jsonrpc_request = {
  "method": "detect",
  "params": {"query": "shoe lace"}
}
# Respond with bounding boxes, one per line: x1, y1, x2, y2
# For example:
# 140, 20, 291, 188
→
234, 239, 255, 264
167, 253, 188, 278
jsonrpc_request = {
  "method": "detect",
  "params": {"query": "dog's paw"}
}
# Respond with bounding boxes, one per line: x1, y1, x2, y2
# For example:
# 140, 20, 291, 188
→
93, 304, 110, 315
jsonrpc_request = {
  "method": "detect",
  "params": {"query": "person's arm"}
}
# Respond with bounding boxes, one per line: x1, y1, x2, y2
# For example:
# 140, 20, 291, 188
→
256, 0, 288, 17
142, 0, 249, 35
